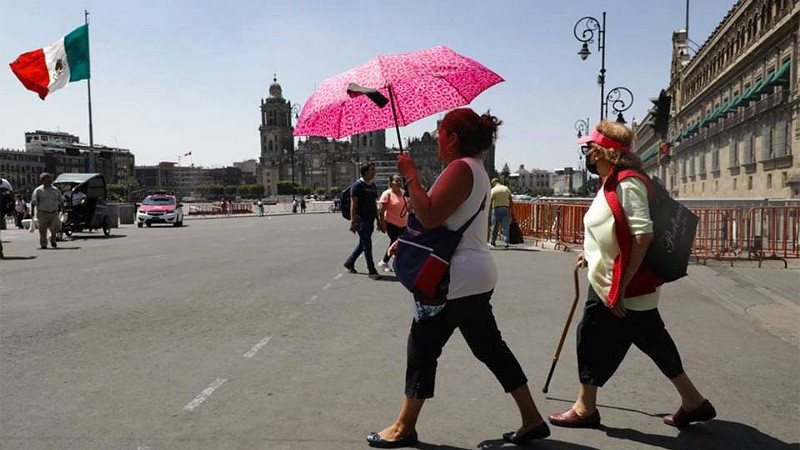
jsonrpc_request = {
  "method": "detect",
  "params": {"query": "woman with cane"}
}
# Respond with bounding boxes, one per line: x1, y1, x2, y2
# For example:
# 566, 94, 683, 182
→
366, 109, 549, 448
548, 120, 716, 429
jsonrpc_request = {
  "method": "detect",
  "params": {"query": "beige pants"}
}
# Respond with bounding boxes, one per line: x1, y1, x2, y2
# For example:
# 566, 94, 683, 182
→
37, 211, 60, 248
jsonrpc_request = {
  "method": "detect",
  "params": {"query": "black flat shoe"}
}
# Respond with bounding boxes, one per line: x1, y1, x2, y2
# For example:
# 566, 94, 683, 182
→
503, 422, 551, 445
366, 431, 418, 448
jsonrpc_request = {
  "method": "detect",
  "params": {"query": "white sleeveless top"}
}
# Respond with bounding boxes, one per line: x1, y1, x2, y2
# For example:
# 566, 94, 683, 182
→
429, 157, 496, 300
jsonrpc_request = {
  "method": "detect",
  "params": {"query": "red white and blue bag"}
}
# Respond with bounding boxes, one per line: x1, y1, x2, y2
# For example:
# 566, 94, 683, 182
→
394, 198, 485, 320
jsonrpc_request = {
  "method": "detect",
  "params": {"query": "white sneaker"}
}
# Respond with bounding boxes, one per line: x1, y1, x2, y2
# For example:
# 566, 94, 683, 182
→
384, 266, 393, 273
377, 261, 387, 269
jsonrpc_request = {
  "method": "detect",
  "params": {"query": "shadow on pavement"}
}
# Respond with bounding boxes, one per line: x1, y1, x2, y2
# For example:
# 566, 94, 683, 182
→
546, 397, 662, 418
0, 256, 37, 260
601, 420, 797, 450
411, 438, 599, 450
68, 234, 127, 240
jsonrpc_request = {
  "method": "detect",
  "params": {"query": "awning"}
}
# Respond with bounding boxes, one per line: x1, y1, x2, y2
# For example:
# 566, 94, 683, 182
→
641, 145, 658, 163
763, 59, 791, 94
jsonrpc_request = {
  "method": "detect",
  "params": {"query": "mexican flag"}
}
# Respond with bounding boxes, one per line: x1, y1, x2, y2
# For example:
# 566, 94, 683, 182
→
9, 25, 90, 100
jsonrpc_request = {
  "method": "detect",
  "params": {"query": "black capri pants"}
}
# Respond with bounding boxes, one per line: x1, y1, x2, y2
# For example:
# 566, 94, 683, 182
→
577, 286, 685, 387
382, 222, 406, 263
405, 290, 528, 399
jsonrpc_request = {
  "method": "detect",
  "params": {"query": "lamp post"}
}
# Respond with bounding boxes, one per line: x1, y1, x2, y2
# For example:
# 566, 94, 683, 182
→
574, 13, 635, 123
288, 102, 302, 200
574, 118, 590, 185
574, 118, 589, 138
574, 12, 606, 120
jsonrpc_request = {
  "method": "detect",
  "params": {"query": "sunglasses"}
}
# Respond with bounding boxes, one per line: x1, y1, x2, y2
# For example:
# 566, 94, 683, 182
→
580, 145, 592, 156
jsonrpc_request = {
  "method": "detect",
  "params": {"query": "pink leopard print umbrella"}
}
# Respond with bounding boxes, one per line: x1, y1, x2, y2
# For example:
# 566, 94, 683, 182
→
293, 45, 504, 140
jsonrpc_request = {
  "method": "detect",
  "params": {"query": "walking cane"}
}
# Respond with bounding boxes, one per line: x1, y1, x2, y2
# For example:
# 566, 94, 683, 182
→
542, 265, 581, 394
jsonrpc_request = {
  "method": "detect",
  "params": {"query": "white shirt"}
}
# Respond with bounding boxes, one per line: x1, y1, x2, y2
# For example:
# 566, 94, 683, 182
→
430, 157, 496, 300
583, 177, 659, 311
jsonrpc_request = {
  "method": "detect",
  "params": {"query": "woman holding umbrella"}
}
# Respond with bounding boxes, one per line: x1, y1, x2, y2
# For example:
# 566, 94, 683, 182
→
548, 120, 715, 429
366, 108, 550, 448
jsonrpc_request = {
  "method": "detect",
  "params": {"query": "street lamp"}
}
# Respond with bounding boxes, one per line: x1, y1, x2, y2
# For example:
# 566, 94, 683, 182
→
574, 13, 606, 120
605, 86, 634, 124
574, 118, 590, 138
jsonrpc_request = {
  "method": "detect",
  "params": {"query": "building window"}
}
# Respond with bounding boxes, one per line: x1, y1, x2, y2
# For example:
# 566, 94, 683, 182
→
761, 123, 774, 161
701, 182, 705, 192
748, 176, 753, 190
767, 174, 772, 189
733, 177, 737, 190
775, 119, 788, 157
783, 171, 788, 187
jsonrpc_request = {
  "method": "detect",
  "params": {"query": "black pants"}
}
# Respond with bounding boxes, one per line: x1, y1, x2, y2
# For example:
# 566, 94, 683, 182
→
382, 222, 405, 263
577, 286, 685, 387
405, 290, 528, 399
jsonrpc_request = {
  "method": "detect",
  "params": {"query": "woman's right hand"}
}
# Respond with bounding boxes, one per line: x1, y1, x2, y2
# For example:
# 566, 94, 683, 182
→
396, 153, 418, 181
575, 251, 587, 269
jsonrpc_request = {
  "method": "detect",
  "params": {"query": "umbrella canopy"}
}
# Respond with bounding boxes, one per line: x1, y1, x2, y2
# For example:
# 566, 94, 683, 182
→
293, 45, 503, 139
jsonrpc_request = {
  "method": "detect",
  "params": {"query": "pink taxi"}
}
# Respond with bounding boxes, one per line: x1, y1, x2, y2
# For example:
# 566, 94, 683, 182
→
136, 194, 184, 227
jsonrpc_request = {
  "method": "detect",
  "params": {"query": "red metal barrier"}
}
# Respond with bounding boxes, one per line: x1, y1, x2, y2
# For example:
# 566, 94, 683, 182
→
513, 201, 799, 262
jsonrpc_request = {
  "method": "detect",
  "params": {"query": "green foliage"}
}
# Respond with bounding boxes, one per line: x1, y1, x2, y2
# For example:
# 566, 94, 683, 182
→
107, 184, 127, 202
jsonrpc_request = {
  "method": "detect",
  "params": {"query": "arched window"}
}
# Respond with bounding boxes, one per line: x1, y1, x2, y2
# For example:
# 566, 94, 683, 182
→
268, 141, 273, 151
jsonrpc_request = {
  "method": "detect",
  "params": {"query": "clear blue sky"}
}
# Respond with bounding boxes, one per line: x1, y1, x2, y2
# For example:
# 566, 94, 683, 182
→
0, 0, 734, 171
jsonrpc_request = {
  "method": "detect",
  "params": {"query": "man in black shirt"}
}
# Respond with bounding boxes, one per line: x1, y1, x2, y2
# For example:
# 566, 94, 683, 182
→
344, 163, 383, 280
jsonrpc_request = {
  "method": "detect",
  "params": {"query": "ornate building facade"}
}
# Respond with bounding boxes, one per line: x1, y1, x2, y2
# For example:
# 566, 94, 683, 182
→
634, 0, 799, 198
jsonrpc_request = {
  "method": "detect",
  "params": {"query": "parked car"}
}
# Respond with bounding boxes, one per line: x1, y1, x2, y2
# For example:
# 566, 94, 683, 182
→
137, 194, 184, 227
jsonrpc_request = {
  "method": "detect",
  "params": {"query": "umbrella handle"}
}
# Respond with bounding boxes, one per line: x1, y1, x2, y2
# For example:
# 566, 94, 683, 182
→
387, 85, 404, 154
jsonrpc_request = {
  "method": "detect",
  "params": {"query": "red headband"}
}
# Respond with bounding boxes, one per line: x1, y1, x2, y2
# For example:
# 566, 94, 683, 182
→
576, 129, 630, 152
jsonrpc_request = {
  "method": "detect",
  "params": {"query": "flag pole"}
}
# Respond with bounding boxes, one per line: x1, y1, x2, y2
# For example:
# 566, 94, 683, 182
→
85, 10, 95, 172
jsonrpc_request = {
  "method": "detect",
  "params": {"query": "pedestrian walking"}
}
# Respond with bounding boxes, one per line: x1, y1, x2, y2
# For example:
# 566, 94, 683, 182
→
30, 172, 62, 250
489, 177, 513, 248
547, 120, 716, 430
15, 197, 27, 229
376, 174, 407, 273
343, 162, 381, 280
220, 198, 228, 217
292, 198, 299, 214
0, 177, 14, 258
257, 199, 265, 217
366, 109, 549, 448
300, 197, 307, 213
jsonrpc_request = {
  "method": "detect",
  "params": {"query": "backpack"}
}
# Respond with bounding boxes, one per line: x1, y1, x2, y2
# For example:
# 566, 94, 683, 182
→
0, 189, 14, 216
340, 180, 359, 220
608, 169, 698, 284
394, 198, 486, 320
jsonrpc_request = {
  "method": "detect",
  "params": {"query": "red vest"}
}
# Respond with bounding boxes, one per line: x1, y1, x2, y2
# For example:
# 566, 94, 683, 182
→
601, 167, 663, 307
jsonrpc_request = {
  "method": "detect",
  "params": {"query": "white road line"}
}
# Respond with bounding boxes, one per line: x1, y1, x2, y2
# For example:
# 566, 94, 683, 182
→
322, 283, 332, 290
243, 336, 272, 358
183, 378, 227, 411
306, 295, 319, 305
333, 273, 343, 280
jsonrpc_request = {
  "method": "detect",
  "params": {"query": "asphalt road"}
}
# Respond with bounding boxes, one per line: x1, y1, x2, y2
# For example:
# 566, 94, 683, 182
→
1, 213, 798, 449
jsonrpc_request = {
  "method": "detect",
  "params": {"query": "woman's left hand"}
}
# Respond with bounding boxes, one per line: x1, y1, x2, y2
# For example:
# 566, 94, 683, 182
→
609, 294, 626, 318
397, 153, 418, 180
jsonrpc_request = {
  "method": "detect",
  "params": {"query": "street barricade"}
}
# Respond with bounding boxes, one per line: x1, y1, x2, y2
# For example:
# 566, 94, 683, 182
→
513, 200, 799, 264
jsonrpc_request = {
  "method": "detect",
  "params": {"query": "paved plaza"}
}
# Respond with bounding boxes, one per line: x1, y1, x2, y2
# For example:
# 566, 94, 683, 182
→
0, 213, 798, 449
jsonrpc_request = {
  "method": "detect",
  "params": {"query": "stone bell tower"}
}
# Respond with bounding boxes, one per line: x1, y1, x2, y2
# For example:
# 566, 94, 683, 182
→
258, 75, 295, 195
